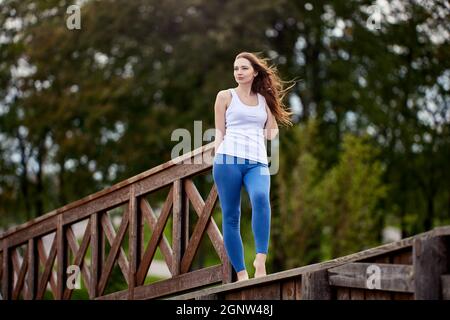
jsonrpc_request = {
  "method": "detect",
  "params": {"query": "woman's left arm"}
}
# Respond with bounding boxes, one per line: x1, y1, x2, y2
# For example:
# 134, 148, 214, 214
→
264, 104, 279, 140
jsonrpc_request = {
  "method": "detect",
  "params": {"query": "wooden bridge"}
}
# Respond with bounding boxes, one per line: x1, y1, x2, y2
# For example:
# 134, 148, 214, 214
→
1, 142, 449, 300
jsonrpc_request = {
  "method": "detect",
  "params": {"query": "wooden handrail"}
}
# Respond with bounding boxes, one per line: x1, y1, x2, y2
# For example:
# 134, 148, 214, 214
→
0, 141, 232, 299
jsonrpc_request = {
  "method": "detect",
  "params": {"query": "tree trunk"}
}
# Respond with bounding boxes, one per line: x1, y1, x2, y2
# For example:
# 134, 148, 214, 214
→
35, 138, 46, 217
17, 133, 32, 220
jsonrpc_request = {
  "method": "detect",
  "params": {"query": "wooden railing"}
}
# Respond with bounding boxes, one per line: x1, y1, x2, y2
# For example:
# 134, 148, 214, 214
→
165, 226, 450, 300
0, 141, 232, 300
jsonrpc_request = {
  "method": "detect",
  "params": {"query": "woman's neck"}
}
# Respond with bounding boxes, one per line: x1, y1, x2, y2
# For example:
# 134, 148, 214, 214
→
236, 84, 255, 97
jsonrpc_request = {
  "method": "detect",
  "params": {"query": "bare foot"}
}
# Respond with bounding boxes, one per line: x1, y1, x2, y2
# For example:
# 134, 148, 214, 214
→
237, 270, 249, 281
253, 257, 267, 278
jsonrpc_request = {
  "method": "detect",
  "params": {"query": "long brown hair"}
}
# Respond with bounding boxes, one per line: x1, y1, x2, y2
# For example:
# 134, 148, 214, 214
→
235, 51, 296, 127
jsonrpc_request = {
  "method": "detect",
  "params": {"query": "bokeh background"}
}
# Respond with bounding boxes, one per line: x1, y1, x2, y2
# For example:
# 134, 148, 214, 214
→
0, 0, 449, 293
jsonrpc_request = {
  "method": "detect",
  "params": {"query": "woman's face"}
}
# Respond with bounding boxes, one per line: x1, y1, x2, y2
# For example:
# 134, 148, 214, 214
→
234, 57, 257, 85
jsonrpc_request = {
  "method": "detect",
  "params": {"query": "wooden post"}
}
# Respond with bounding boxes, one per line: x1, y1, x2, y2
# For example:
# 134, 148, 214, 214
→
413, 236, 450, 299
301, 270, 332, 300
56, 215, 66, 300
2, 241, 10, 300
222, 257, 234, 284
140, 207, 145, 261
184, 194, 190, 254
128, 185, 140, 299
441, 275, 450, 300
90, 212, 103, 299
172, 179, 185, 276
27, 238, 37, 300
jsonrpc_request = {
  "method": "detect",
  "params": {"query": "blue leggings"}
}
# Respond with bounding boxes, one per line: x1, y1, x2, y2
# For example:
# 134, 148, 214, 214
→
212, 153, 271, 272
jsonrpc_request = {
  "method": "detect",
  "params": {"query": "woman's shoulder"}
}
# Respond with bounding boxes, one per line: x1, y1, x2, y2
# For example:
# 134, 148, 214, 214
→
217, 88, 233, 99
216, 89, 233, 108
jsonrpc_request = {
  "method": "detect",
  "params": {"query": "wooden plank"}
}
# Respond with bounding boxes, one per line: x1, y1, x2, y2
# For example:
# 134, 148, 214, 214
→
12, 246, 30, 299
2, 243, 9, 300
184, 193, 190, 254
101, 213, 130, 284
133, 160, 212, 199
392, 292, 413, 300
6, 218, 58, 249
241, 282, 281, 300
336, 287, 350, 300
97, 208, 130, 295
90, 212, 103, 299
64, 223, 91, 300
295, 277, 302, 300
37, 236, 57, 298
10, 248, 19, 293
0, 142, 216, 242
61, 187, 130, 227
350, 288, 365, 300
160, 245, 419, 301
414, 236, 450, 299
196, 293, 219, 300
391, 248, 412, 265
66, 224, 92, 286
37, 237, 57, 299
8, 162, 212, 248
441, 275, 450, 300
391, 248, 412, 300
198, 213, 225, 263
222, 260, 233, 285
365, 256, 392, 300
364, 290, 392, 300
98, 264, 223, 300
6, 186, 129, 248
184, 179, 205, 216
281, 280, 296, 300
136, 187, 173, 285
128, 185, 139, 300
172, 180, 183, 276
140, 198, 173, 272
185, 179, 226, 263
12, 246, 29, 300
225, 290, 243, 300
27, 238, 37, 300
301, 270, 332, 300
328, 262, 414, 293
181, 183, 218, 273
261, 233, 417, 281
56, 215, 66, 300
140, 205, 146, 261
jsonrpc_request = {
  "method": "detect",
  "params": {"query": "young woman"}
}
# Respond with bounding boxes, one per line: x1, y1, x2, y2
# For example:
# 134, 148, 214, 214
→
213, 51, 294, 281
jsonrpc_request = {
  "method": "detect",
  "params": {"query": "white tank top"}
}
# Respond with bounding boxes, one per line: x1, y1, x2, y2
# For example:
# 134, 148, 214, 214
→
216, 88, 268, 165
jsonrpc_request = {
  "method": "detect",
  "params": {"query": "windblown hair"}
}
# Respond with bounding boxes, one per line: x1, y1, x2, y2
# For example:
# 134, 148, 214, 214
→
235, 51, 296, 127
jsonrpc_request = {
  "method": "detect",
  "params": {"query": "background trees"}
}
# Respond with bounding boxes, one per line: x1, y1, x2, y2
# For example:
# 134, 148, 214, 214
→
1, 0, 449, 274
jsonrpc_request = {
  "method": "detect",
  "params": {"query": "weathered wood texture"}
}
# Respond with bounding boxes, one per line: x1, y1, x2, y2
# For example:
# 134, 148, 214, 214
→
301, 270, 332, 300
328, 263, 414, 293
0, 142, 231, 300
413, 236, 450, 299
166, 227, 450, 301
1, 141, 450, 300
442, 275, 450, 300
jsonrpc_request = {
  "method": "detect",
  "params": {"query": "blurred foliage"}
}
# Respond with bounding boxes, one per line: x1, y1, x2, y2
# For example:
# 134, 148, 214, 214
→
0, 0, 449, 284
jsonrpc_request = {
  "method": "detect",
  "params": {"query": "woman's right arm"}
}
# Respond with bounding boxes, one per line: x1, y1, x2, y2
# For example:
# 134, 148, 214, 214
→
214, 90, 227, 155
